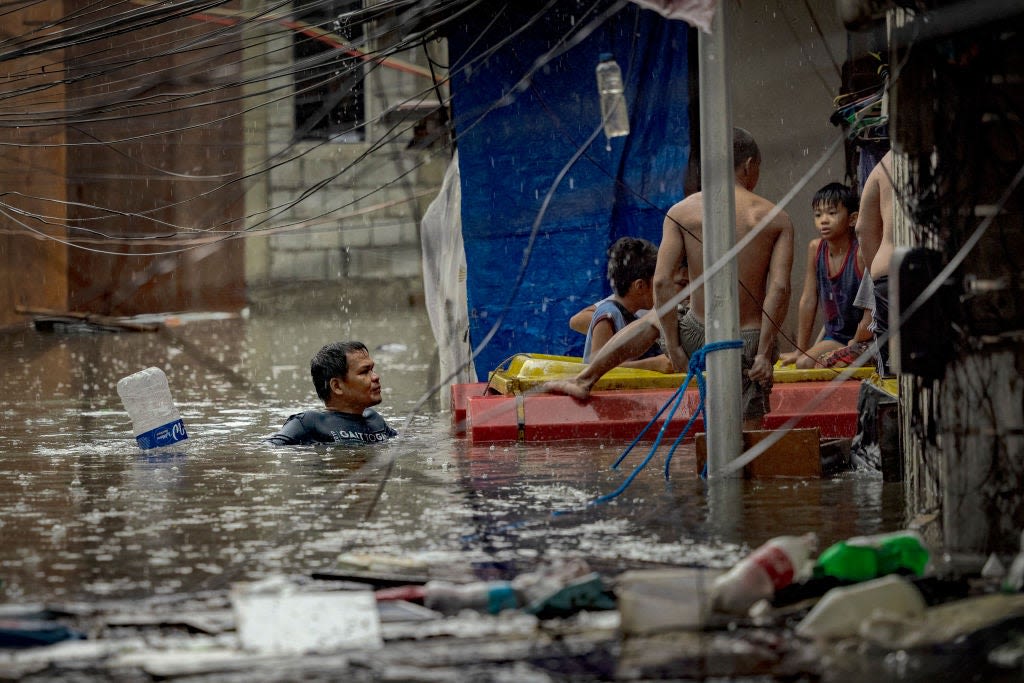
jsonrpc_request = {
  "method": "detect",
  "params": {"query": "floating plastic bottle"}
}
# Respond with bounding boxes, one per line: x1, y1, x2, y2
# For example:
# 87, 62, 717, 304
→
595, 53, 629, 140
116, 367, 188, 450
710, 532, 818, 615
981, 552, 1006, 580
422, 580, 519, 615
813, 530, 929, 582
1002, 530, 1024, 593
795, 574, 926, 640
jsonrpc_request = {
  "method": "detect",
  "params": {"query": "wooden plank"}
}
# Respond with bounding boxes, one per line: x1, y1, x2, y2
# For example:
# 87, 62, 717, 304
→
695, 428, 823, 478
15, 306, 162, 332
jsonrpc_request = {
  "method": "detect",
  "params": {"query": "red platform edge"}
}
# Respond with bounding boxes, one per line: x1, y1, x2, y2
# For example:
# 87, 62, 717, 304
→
451, 380, 861, 443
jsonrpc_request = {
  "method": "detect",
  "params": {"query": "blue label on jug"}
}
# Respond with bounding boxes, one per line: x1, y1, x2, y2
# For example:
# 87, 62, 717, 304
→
136, 419, 188, 450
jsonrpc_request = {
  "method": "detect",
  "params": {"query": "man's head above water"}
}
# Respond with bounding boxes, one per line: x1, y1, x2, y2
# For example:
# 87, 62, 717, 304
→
310, 341, 383, 414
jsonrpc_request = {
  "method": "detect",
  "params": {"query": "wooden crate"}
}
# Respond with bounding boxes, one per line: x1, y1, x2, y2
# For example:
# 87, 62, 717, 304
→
695, 428, 850, 478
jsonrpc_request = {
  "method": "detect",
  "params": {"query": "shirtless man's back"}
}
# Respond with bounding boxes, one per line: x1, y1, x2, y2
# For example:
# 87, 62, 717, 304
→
661, 185, 791, 331
654, 137, 793, 427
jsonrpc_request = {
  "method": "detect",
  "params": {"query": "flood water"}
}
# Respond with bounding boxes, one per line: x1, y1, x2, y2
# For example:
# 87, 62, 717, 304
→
0, 296, 908, 605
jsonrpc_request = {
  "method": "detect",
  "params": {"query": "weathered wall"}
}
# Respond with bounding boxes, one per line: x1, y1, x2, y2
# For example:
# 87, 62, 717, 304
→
62, 1, 247, 316
0, 1, 248, 323
939, 347, 1024, 552
0, 3, 69, 329
243, 5, 444, 291
892, 4, 1024, 553
726, 0, 850, 342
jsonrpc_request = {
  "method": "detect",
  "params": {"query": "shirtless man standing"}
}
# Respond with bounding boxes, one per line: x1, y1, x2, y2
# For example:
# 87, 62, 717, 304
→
544, 128, 794, 430
853, 150, 894, 375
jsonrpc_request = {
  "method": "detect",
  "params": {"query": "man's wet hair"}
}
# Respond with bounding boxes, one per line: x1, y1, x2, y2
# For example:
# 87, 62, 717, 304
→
607, 236, 658, 296
812, 182, 859, 214
733, 127, 761, 168
311, 341, 368, 402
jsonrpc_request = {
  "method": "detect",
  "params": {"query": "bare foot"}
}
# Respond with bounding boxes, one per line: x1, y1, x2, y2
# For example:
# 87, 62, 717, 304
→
538, 378, 592, 400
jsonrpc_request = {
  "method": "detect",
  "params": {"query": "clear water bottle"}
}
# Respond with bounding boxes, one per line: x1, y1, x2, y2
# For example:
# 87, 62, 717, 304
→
596, 53, 629, 140
710, 532, 818, 615
116, 367, 188, 450
423, 580, 520, 615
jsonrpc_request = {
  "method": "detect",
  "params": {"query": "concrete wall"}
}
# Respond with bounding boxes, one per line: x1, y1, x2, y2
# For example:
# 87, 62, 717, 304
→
243, 2, 446, 294
726, 0, 850, 343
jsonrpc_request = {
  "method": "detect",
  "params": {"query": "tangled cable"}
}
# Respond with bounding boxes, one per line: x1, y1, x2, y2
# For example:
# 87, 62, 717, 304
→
552, 339, 743, 515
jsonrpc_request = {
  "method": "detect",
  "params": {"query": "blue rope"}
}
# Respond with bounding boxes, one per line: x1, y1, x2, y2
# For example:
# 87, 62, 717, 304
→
610, 381, 685, 471
580, 339, 743, 509
667, 339, 741, 479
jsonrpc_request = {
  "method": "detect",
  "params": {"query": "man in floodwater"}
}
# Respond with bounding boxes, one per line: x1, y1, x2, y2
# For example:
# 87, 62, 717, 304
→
267, 341, 398, 445
543, 127, 794, 430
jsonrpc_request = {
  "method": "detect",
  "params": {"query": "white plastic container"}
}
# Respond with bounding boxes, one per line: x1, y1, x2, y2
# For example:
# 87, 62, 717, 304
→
616, 567, 718, 635
795, 574, 926, 640
710, 532, 818, 615
596, 53, 629, 139
116, 367, 188, 450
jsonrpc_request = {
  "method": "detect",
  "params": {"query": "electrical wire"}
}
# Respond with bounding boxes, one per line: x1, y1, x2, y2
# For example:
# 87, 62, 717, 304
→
5, 0, 1013, 485
5, 0, 1021, 608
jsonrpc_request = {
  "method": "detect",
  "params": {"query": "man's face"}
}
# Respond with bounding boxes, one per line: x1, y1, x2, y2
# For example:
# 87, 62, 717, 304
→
334, 349, 382, 410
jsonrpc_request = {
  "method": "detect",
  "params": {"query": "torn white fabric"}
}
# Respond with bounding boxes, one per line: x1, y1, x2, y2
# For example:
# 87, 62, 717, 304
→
629, 0, 718, 33
420, 150, 477, 405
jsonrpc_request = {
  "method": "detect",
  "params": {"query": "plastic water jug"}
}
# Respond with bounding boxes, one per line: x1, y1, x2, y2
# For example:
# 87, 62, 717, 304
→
795, 574, 926, 640
596, 53, 629, 139
116, 367, 188, 450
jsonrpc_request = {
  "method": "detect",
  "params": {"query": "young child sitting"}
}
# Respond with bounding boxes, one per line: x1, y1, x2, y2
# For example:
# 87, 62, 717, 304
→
780, 182, 871, 369
580, 236, 669, 371
817, 267, 877, 368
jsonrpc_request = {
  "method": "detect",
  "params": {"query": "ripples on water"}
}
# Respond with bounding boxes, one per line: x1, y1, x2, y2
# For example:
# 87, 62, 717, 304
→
0, 309, 907, 603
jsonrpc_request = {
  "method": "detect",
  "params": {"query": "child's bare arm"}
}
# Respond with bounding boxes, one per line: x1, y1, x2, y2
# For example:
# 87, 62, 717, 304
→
569, 304, 596, 335
780, 239, 821, 364
853, 307, 873, 343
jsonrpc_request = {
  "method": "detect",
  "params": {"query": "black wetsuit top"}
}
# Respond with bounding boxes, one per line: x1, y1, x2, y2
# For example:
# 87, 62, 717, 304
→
267, 409, 397, 446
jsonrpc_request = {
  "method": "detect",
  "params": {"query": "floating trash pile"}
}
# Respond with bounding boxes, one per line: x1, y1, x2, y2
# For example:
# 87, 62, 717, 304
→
3, 534, 1024, 681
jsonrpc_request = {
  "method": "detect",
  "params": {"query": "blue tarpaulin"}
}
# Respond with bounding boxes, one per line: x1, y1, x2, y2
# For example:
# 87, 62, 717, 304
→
447, 3, 691, 378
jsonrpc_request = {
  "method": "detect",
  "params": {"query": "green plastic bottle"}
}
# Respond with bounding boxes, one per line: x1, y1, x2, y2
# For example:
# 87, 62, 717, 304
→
814, 531, 930, 582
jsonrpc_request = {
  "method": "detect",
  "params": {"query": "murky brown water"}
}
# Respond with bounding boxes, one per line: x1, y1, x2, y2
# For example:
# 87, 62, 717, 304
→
0, 301, 907, 604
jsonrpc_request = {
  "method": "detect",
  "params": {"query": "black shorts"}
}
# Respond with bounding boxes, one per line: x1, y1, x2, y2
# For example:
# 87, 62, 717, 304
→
872, 275, 892, 376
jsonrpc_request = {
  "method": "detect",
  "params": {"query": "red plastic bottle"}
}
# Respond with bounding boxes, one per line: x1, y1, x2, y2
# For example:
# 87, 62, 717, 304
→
711, 533, 819, 615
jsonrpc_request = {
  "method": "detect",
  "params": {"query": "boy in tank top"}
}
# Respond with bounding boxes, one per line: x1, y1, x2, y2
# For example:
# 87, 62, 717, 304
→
780, 183, 871, 369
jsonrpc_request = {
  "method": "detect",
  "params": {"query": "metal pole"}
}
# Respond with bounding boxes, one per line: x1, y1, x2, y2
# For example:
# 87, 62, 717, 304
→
699, 1, 743, 478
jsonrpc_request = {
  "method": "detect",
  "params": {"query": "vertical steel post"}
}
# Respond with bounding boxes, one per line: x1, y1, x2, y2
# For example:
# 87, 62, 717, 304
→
699, 1, 743, 477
